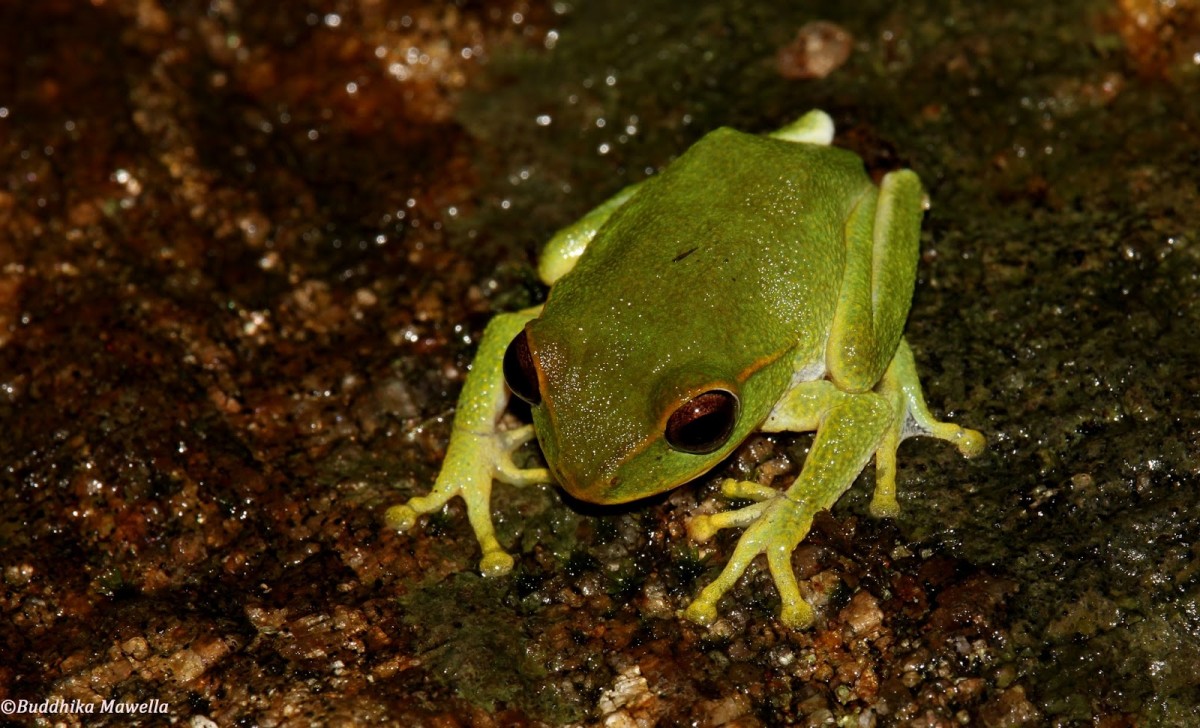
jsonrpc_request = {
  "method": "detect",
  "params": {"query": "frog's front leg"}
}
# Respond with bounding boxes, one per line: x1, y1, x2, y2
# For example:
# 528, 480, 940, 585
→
685, 380, 892, 629
385, 306, 549, 576
684, 349, 984, 628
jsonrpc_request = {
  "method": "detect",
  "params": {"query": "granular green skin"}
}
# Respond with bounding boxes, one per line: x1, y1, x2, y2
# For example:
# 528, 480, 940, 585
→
2, 0, 1198, 725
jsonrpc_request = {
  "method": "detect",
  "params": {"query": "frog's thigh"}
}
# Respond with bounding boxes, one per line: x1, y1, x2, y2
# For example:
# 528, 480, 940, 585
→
827, 169, 924, 392
537, 182, 642, 284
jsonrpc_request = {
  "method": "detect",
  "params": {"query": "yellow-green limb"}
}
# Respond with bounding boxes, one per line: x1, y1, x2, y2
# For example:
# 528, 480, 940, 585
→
826, 169, 924, 392
684, 379, 893, 629
869, 339, 985, 516
385, 305, 550, 576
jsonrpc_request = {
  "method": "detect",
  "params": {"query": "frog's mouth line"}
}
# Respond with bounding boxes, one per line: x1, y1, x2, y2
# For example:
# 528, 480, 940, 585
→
555, 447, 729, 506
543, 454, 568, 493
548, 454, 619, 504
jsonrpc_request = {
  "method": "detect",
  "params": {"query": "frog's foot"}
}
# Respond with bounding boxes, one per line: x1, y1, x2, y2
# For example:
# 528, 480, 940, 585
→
684, 480, 816, 629
386, 424, 551, 576
868, 340, 986, 519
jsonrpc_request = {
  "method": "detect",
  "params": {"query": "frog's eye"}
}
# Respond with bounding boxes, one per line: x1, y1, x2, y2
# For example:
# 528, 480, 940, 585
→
503, 329, 541, 405
665, 389, 739, 454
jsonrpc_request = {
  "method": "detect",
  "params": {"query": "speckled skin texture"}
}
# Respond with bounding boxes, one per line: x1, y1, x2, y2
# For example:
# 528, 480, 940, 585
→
530, 129, 872, 503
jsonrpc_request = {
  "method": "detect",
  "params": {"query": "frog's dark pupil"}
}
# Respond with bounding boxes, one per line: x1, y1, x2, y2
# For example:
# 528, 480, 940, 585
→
503, 329, 541, 405
665, 390, 738, 454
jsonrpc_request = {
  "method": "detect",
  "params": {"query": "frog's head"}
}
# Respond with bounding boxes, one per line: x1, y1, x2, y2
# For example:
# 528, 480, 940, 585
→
502, 324, 752, 505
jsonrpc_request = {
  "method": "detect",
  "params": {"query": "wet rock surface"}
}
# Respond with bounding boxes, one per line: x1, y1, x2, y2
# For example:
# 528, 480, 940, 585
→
2, 0, 1198, 725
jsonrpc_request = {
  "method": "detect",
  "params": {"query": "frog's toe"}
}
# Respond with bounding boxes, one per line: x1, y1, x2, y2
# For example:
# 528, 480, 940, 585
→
779, 596, 816, 630
494, 426, 554, 486
496, 463, 552, 486
767, 544, 815, 629
955, 427, 986, 457
719, 478, 780, 502
682, 597, 719, 626
480, 550, 515, 577
498, 423, 538, 447
919, 420, 986, 458
687, 495, 771, 544
384, 503, 419, 532
868, 494, 901, 519
687, 515, 719, 544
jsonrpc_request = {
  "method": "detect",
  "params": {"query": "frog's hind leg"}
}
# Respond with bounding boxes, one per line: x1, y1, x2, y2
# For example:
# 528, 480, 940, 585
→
768, 109, 835, 146
869, 338, 985, 517
826, 168, 925, 393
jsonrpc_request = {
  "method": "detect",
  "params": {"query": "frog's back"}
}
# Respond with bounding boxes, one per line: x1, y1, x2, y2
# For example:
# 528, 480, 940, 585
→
543, 127, 874, 380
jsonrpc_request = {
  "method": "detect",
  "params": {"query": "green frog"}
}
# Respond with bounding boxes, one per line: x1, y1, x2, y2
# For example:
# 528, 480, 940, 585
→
387, 110, 984, 628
